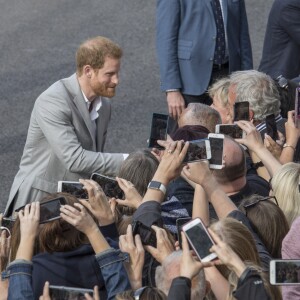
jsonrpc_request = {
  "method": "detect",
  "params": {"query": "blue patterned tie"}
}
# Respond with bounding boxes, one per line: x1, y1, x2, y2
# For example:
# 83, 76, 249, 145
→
211, 0, 226, 65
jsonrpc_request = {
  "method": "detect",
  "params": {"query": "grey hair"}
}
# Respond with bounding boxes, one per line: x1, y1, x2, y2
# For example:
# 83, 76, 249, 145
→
155, 251, 207, 300
184, 103, 222, 132
230, 70, 280, 121
208, 77, 231, 107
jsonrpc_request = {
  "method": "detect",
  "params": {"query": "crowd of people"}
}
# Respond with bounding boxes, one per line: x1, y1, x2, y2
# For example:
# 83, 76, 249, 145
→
1, 0, 300, 299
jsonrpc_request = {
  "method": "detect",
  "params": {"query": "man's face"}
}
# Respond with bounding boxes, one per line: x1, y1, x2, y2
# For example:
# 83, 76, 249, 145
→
90, 56, 120, 98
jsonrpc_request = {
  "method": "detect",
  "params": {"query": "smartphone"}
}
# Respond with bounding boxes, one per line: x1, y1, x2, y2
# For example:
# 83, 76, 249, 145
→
265, 114, 278, 140
90, 173, 124, 199
215, 124, 244, 139
49, 285, 93, 299
234, 101, 250, 121
208, 133, 224, 169
182, 218, 217, 262
132, 220, 157, 247
40, 196, 67, 224
183, 139, 211, 163
270, 259, 300, 285
148, 113, 169, 149
57, 181, 88, 199
176, 217, 192, 249
295, 87, 300, 128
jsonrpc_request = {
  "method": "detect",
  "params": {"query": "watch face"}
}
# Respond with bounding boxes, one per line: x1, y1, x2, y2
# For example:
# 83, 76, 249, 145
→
149, 181, 160, 189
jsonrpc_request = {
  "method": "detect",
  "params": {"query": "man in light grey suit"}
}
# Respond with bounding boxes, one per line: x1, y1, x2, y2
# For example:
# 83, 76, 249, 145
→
156, 0, 253, 120
5, 36, 125, 216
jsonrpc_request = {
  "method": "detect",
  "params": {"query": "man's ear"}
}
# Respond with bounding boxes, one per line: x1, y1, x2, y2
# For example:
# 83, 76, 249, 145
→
83, 65, 93, 78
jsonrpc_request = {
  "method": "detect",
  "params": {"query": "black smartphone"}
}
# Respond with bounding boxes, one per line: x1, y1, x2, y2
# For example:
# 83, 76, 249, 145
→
234, 101, 250, 121
270, 259, 300, 285
266, 114, 278, 140
176, 217, 192, 249
215, 124, 244, 139
132, 220, 157, 247
295, 87, 300, 128
148, 113, 169, 149
57, 181, 88, 199
182, 218, 217, 262
40, 196, 67, 224
49, 285, 93, 299
90, 173, 124, 199
183, 139, 211, 163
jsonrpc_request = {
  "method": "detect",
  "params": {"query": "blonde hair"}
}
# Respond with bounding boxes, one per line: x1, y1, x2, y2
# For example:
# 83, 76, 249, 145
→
208, 77, 231, 108
271, 162, 300, 226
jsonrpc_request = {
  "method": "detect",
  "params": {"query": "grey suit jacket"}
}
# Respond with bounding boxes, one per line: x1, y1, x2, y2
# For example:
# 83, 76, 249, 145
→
259, 0, 300, 79
5, 74, 124, 215
156, 0, 253, 96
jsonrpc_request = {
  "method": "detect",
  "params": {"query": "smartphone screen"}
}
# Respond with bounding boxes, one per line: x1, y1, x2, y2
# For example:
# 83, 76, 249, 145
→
40, 197, 66, 224
208, 134, 224, 169
49, 285, 93, 299
183, 219, 217, 262
266, 114, 278, 140
216, 124, 244, 139
90, 173, 124, 199
183, 139, 211, 163
295, 87, 300, 128
176, 217, 192, 249
148, 113, 169, 149
270, 260, 300, 285
58, 181, 88, 199
234, 101, 250, 121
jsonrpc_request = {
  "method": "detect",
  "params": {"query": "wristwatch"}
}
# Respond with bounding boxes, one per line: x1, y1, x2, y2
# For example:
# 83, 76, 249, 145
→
147, 181, 166, 195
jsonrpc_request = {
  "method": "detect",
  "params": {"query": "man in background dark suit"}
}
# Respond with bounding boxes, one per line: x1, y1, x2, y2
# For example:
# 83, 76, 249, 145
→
156, 0, 253, 120
259, 0, 300, 80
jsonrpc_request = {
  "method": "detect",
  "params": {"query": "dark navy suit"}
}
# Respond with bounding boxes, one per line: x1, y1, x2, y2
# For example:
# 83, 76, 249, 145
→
156, 0, 253, 96
259, 0, 300, 80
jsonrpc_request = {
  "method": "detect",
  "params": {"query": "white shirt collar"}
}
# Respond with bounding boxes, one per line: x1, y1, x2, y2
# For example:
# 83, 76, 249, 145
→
81, 91, 102, 121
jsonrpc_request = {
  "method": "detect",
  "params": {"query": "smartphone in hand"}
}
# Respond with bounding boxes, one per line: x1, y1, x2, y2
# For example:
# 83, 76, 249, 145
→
215, 124, 244, 139
183, 139, 211, 163
40, 196, 67, 224
208, 133, 224, 169
57, 181, 88, 199
270, 259, 300, 285
234, 101, 250, 121
49, 285, 93, 299
148, 113, 169, 149
265, 114, 278, 140
182, 218, 217, 262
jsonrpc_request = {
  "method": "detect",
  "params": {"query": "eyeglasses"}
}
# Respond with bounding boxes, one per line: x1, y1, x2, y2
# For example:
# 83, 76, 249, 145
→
134, 286, 149, 300
243, 196, 278, 217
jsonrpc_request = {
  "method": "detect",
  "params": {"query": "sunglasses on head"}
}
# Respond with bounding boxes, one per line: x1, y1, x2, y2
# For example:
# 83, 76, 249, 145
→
243, 196, 278, 216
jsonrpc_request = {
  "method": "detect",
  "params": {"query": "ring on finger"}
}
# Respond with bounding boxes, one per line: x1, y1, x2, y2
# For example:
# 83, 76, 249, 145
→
167, 149, 173, 154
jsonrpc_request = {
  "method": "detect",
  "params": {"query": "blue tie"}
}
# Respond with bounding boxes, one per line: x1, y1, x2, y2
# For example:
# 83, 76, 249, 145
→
211, 0, 226, 65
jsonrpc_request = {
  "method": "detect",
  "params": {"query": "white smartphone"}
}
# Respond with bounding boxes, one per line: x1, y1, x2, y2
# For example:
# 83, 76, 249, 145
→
215, 124, 245, 139
208, 133, 224, 169
182, 218, 217, 262
183, 139, 212, 163
270, 259, 300, 285
57, 181, 88, 199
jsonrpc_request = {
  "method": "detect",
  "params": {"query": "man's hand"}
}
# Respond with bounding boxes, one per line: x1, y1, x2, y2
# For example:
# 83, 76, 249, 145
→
182, 160, 212, 186
144, 225, 175, 264
79, 179, 114, 226
167, 91, 185, 120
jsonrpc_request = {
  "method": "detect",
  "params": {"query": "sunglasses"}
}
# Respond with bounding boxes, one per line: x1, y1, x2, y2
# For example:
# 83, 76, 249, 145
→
243, 196, 278, 217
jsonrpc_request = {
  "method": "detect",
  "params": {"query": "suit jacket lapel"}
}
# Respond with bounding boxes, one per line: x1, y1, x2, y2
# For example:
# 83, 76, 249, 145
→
63, 74, 96, 149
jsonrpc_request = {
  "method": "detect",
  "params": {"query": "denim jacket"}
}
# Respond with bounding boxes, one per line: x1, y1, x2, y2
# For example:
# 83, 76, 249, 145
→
2, 259, 34, 300
95, 248, 131, 300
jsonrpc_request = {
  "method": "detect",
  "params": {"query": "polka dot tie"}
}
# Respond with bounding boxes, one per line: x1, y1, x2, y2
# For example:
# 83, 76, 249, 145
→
211, 0, 226, 65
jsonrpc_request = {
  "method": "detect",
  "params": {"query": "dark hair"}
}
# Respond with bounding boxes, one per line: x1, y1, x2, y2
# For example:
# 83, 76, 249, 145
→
239, 194, 289, 258
171, 125, 209, 141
